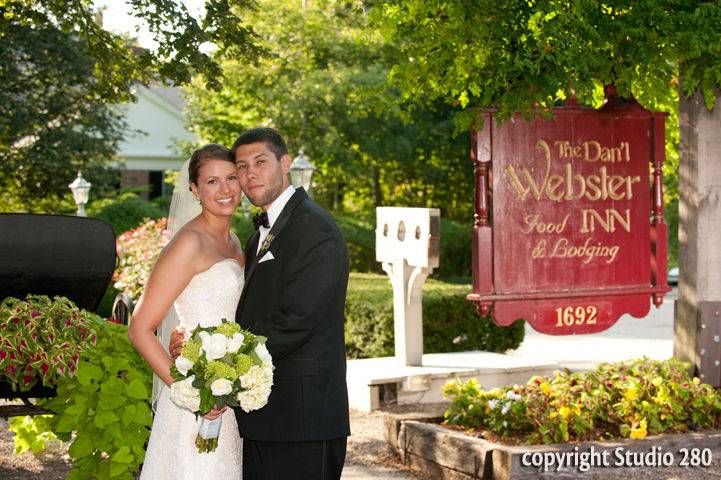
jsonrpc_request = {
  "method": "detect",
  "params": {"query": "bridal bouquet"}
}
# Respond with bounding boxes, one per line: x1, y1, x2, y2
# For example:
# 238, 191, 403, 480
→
169, 318, 274, 452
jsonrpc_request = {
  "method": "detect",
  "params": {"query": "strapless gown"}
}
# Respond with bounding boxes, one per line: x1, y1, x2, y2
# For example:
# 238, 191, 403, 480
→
140, 259, 244, 479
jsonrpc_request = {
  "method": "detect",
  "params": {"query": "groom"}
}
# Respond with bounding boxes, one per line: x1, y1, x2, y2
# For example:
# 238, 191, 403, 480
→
232, 128, 350, 479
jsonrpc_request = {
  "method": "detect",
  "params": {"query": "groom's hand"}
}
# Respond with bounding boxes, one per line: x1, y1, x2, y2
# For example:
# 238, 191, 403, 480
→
169, 327, 186, 360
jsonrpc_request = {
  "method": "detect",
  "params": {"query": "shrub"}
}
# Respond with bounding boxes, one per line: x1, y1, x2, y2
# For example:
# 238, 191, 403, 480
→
231, 212, 256, 244
114, 217, 168, 302
336, 215, 381, 273
443, 357, 721, 445
0, 295, 100, 391
344, 273, 524, 358
88, 192, 163, 235
436, 218, 472, 278
335, 213, 473, 278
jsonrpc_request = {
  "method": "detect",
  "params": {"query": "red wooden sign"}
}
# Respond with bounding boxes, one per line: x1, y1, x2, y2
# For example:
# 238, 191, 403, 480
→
468, 87, 671, 335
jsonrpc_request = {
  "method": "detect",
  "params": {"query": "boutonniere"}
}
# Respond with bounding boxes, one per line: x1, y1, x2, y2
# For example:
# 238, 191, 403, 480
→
260, 234, 275, 253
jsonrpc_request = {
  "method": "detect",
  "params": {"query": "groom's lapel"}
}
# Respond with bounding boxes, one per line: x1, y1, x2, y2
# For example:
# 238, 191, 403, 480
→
244, 231, 260, 280
239, 188, 308, 305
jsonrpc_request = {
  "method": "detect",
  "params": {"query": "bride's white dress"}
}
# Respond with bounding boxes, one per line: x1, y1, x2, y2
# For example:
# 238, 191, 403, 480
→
140, 259, 244, 479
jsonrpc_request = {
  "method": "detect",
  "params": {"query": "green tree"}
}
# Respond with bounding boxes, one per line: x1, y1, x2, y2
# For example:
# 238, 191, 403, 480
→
0, 23, 125, 211
184, 0, 474, 220
1, 0, 260, 100
0, 0, 262, 212
373, 1, 721, 121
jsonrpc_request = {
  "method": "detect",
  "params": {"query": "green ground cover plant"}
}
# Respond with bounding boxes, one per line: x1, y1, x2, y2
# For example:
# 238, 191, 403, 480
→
443, 357, 721, 445
9, 314, 153, 480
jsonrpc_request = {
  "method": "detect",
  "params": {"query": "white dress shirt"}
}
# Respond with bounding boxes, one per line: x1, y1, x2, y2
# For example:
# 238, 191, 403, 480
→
257, 185, 296, 254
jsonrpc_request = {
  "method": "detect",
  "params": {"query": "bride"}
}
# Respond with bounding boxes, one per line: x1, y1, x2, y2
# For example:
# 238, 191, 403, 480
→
128, 144, 244, 478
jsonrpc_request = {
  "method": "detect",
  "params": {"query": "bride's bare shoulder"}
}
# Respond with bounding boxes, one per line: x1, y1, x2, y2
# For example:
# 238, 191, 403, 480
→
159, 224, 205, 264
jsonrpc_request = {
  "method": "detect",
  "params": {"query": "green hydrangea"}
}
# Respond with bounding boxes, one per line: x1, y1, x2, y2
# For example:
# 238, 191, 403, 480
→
234, 354, 254, 377
182, 338, 202, 363
216, 321, 241, 337
204, 360, 238, 382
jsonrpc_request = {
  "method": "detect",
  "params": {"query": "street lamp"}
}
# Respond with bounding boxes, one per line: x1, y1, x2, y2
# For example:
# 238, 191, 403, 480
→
290, 148, 317, 195
69, 171, 91, 217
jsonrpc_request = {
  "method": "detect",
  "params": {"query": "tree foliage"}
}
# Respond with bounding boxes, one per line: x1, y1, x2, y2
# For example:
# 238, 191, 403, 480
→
0, 23, 125, 211
0, 0, 262, 212
1, 0, 260, 99
184, 0, 474, 220
373, 0, 721, 122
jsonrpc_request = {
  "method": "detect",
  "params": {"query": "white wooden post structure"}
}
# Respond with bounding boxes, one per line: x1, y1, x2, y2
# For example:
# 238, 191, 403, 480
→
376, 207, 440, 366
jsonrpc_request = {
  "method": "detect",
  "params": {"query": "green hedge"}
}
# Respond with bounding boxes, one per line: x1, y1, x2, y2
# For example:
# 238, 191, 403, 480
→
334, 214, 472, 278
344, 273, 525, 359
88, 192, 163, 235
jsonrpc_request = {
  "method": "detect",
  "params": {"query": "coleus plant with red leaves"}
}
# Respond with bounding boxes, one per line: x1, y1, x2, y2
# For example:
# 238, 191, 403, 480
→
0, 295, 100, 392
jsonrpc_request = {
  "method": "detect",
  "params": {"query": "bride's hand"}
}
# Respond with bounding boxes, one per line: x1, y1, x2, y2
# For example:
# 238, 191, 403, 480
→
169, 327, 186, 360
203, 405, 227, 420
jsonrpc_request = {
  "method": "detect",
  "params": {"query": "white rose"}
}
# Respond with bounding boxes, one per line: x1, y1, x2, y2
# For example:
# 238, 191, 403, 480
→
169, 376, 200, 412
210, 378, 233, 396
174, 356, 194, 376
226, 333, 245, 354
200, 332, 228, 360
254, 343, 272, 364
199, 316, 223, 328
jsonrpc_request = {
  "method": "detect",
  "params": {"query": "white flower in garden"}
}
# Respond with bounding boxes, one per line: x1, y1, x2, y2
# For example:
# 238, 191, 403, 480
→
501, 402, 511, 415
226, 333, 245, 354
506, 391, 521, 401
210, 378, 233, 396
175, 356, 194, 376
169, 376, 201, 412
254, 343, 272, 364
200, 332, 228, 360
199, 316, 223, 328
488, 399, 498, 410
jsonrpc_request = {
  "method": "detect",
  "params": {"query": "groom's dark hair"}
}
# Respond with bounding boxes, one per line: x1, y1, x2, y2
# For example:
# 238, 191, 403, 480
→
231, 127, 289, 161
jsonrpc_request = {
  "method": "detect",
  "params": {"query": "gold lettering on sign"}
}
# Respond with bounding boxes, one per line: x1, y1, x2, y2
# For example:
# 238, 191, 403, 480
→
554, 140, 630, 163
580, 208, 631, 233
505, 140, 641, 202
522, 214, 570, 234
549, 237, 620, 264
508, 137, 640, 266
555, 305, 598, 327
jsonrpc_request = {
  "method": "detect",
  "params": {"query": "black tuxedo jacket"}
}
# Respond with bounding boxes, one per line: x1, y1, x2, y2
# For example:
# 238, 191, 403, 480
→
234, 188, 350, 442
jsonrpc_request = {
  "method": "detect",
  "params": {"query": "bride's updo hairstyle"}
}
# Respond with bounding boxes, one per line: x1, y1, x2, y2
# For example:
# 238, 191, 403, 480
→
188, 144, 235, 190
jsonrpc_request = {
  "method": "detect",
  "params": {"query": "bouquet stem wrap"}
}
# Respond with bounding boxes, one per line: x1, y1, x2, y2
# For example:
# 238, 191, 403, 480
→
196, 417, 222, 453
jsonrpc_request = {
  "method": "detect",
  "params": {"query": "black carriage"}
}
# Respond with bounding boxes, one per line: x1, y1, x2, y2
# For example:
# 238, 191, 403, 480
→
0, 213, 121, 417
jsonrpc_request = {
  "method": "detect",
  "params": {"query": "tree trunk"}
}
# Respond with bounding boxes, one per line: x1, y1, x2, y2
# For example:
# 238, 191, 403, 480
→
674, 86, 721, 385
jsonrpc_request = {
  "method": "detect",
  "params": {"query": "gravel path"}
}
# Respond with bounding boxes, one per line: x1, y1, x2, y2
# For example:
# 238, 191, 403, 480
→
0, 407, 431, 480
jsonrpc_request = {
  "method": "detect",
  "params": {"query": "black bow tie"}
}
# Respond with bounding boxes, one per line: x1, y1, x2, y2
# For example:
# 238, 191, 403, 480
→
252, 212, 270, 230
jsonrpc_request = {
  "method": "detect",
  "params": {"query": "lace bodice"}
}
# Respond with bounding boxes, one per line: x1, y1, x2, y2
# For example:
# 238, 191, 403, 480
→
174, 259, 244, 329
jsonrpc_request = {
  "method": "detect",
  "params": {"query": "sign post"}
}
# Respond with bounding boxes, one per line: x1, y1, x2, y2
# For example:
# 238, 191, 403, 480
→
468, 87, 670, 334
376, 207, 440, 366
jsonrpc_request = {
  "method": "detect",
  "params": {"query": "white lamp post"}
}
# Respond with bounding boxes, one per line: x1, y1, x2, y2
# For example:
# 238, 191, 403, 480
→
69, 171, 91, 217
290, 148, 317, 195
